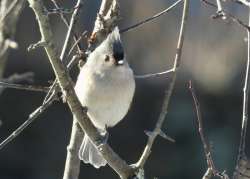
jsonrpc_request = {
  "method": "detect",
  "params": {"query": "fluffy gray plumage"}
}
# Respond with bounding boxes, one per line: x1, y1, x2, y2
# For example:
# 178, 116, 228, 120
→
75, 27, 135, 168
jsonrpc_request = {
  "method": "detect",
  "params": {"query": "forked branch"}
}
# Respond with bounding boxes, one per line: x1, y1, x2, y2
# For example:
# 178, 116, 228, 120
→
135, 0, 189, 169
27, 0, 134, 178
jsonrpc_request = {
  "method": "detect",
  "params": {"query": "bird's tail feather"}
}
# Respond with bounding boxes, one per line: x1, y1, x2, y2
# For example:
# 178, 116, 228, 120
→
79, 134, 107, 168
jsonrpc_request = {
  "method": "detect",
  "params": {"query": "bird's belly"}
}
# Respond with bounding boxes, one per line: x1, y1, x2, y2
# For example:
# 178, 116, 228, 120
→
75, 67, 135, 131
86, 91, 131, 130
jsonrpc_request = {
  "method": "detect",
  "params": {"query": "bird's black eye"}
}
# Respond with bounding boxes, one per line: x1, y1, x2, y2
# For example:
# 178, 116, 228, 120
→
113, 52, 124, 61
104, 55, 110, 62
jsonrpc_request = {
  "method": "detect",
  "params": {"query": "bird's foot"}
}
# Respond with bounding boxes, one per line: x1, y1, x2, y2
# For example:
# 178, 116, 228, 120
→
95, 129, 109, 147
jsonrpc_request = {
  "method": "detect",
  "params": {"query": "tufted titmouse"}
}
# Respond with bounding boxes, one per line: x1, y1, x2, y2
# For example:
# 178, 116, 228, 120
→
74, 27, 135, 168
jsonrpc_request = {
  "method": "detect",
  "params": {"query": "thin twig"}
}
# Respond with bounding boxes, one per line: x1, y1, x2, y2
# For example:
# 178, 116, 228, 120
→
189, 81, 218, 177
0, 0, 19, 22
234, 4, 250, 179
3, 72, 34, 83
66, 55, 81, 71
0, 72, 35, 95
0, 4, 82, 152
135, 0, 189, 168
0, 76, 63, 150
233, 0, 250, 7
46, 6, 79, 15
0, 0, 26, 76
50, 0, 83, 53
120, 0, 182, 33
66, 30, 87, 60
43, 0, 84, 105
200, 3, 250, 178
189, 81, 229, 179
0, 96, 56, 150
216, 0, 223, 12
201, 0, 250, 31
0, 81, 49, 92
239, 1, 250, 160
60, 0, 84, 62
135, 68, 174, 79
60, 1, 86, 179
63, 120, 84, 179
0, 1, 83, 153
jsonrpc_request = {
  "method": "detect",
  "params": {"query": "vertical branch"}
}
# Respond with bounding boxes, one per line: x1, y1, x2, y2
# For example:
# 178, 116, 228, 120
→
63, 1, 122, 179
0, 0, 25, 77
135, 0, 189, 168
189, 81, 229, 179
88, 0, 119, 50
189, 82, 216, 176
58, 1, 86, 179
59, 0, 84, 62
234, 5, 250, 179
216, 0, 223, 12
239, 5, 250, 159
63, 120, 84, 179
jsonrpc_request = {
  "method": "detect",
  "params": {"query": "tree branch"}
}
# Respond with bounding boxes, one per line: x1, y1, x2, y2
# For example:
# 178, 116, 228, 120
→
88, 0, 120, 51
0, 0, 19, 22
201, 0, 250, 31
233, 0, 250, 7
0, 96, 56, 150
43, 0, 84, 109
0, 57, 80, 151
50, 0, 83, 54
63, 120, 84, 179
239, 1, 250, 161
0, 0, 82, 154
216, 0, 223, 12
189, 81, 229, 179
59, 0, 84, 63
0, 0, 25, 77
0, 81, 49, 93
27, 0, 134, 178
120, 0, 182, 33
234, 4, 250, 179
134, 68, 174, 79
135, 0, 189, 169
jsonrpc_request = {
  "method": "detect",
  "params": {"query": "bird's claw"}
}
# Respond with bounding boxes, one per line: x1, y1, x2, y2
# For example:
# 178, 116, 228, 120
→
96, 131, 109, 148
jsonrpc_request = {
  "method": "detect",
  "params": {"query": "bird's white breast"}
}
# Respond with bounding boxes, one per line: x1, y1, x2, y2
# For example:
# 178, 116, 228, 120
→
75, 65, 135, 130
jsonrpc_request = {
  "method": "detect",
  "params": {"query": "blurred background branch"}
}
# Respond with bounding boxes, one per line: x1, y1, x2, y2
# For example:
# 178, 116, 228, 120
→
120, 0, 182, 33
234, 3, 250, 179
0, 72, 49, 93
0, 0, 25, 77
189, 81, 229, 179
135, 0, 189, 169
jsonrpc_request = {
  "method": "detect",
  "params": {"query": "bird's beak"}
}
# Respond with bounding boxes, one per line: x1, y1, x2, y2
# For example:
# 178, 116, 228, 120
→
117, 60, 124, 65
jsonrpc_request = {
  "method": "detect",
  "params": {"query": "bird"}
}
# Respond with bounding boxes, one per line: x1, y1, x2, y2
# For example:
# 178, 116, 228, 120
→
74, 26, 135, 168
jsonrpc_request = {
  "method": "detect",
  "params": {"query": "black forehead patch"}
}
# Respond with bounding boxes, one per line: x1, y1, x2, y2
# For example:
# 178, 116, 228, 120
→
112, 40, 124, 60
113, 41, 123, 54
113, 51, 124, 61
